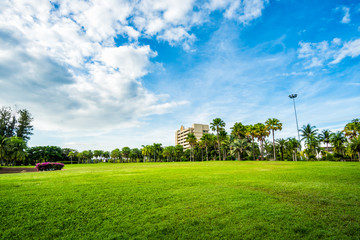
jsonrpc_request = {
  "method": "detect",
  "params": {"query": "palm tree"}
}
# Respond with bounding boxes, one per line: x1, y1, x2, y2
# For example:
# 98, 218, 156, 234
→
300, 124, 319, 155
330, 131, 347, 156
287, 137, 300, 161
210, 118, 225, 161
265, 118, 282, 161
219, 130, 228, 160
186, 133, 197, 161
230, 138, 250, 160
68, 151, 76, 164
163, 146, 175, 162
319, 129, 332, 151
245, 124, 257, 160
174, 145, 184, 161
152, 143, 162, 162
276, 138, 286, 161
231, 122, 247, 139
343, 118, 360, 139
348, 135, 360, 161
254, 123, 270, 161
200, 133, 212, 161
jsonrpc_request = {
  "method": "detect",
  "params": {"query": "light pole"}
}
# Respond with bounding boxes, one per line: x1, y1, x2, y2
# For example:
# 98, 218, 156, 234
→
289, 94, 300, 142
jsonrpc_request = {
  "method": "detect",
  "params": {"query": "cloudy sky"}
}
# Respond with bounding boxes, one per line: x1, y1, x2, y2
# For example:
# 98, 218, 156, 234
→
1, 0, 359, 150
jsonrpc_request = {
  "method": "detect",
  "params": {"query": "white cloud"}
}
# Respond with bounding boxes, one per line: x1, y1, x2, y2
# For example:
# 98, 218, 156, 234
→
331, 39, 360, 64
0, 0, 269, 148
207, 0, 268, 24
341, 6, 350, 24
298, 38, 360, 68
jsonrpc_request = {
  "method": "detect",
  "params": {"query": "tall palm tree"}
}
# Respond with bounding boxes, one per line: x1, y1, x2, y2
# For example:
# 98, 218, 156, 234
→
230, 138, 250, 161
330, 131, 347, 155
254, 123, 270, 161
210, 118, 225, 161
200, 133, 212, 161
174, 145, 183, 162
245, 124, 257, 160
343, 118, 360, 139
186, 133, 197, 161
319, 129, 332, 151
348, 135, 360, 161
68, 151, 76, 164
300, 124, 319, 155
220, 133, 231, 160
287, 137, 300, 161
276, 138, 286, 161
231, 122, 247, 139
265, 118, 282, 161
152, 143, 162, 162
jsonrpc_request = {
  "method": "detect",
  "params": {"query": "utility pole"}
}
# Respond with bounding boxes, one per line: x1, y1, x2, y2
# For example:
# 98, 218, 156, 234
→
289, 94, 300, 142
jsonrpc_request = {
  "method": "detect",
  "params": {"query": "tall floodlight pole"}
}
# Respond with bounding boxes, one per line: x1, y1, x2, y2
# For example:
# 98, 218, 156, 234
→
289, 94, 301, 142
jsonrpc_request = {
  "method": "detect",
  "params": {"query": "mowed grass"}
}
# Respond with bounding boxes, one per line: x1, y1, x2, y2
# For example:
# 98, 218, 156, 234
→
1, 162, 359, 239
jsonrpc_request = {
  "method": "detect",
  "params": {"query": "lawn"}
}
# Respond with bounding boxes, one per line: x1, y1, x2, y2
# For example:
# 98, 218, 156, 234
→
1, 161, 359, 239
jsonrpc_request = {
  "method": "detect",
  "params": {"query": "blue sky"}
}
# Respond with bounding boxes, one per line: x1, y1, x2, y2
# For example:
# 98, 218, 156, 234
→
0, 0, 359, 150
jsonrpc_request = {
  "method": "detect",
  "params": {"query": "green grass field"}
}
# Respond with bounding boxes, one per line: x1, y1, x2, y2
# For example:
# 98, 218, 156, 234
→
1, 161, 359, 239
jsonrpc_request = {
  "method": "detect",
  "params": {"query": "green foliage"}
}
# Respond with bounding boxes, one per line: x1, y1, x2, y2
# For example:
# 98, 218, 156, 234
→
0, 106, 33, 142
26, 146, 63, 163
15, 109, 33, 142
1, 137, 27, 166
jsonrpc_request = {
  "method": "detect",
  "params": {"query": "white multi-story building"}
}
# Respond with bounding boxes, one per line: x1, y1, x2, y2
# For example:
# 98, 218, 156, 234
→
175, 124, 209, 149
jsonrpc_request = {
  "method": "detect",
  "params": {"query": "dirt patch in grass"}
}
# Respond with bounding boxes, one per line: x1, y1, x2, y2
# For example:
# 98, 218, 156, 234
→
0, 167, 38, 174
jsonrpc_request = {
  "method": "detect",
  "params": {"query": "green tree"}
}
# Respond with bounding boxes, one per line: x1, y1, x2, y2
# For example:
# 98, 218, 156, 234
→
4, 137, 27, 166
220, 131, 230, 160
231, 122, 247, 139
210, 118, 225, 161
348, 135, 360, 161
102, 151, 110, 161
319, 129, 332, 151
186, 133, 197, 161
276, 138, 286, 161
300, 124, 319, 155
287, 137, 300, 161
0, 107, 16, 137
68, 151, 76, 164
152, 143, 162, 162
141, 145, 151, 162
344, 118, 360, 139
230, 138, 250, 161
254, 123, 270, 161
200, 133, 213, 161
16, 109, 33, 142
93, 150, 104, 163
163, 146, 175, 162
174, 145, 184, 161
265, 118, 282, 161
245, 124, 258, 160
130, 148, 142, 162
331, 131, 347, 155
122, 147, 131, 162
111, 148, 121, 163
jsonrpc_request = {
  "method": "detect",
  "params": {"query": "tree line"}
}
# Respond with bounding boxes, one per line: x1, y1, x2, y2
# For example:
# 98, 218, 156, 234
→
0, 104, 359, 165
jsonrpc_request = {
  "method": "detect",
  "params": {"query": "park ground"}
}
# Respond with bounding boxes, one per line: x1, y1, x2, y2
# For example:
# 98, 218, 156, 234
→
0, 161, 359, 239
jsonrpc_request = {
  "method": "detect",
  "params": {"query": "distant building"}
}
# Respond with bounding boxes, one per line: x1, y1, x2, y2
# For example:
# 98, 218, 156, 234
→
175, 124, 210, 149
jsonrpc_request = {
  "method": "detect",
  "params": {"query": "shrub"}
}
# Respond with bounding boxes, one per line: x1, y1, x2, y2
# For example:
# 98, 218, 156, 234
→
35, 162, 64, 171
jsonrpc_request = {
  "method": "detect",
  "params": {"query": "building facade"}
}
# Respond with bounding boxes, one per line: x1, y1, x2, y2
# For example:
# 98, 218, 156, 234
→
175, 124, 210, 149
